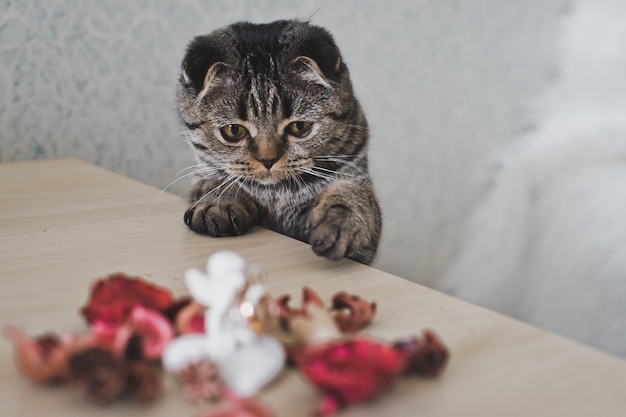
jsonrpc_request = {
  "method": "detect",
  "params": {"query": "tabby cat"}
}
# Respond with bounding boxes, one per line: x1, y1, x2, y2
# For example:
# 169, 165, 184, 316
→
178, 20, 381, 264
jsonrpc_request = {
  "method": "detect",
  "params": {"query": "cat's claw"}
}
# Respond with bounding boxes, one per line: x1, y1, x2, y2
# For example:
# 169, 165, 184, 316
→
184, 201, 257, 237
307, 204, 368, 263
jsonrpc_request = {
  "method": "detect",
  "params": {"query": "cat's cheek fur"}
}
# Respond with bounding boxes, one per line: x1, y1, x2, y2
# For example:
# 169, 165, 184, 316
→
306, 180, 381, 265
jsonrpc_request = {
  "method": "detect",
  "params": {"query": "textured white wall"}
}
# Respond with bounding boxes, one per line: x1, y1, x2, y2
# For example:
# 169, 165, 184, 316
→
0, 0, 568, 287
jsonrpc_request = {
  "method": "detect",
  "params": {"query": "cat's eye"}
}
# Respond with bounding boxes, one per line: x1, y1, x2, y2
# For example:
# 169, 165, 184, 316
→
220, 124, 248, 143
286, 121, 313, 138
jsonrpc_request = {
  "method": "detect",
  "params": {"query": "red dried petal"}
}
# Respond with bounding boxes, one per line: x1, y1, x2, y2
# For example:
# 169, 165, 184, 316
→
331, 292, 377, 333
81, 274, 174, 325
293, 338, 405, 414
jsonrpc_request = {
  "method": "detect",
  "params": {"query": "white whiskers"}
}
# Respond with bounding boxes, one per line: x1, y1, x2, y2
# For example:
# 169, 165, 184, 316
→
189, 174, 241, 211
299, 167, 340, 182
160, 130, 188, 144
313, 154, 367, 176
145, 165, 211, 211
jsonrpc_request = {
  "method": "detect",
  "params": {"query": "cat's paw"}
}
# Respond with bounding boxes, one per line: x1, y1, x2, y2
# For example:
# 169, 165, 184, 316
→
306, 202, 376, 264
184, 200, 258, 237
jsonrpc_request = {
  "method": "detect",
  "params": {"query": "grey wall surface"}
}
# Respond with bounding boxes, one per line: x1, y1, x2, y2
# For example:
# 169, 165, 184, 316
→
0, 0, 568, 287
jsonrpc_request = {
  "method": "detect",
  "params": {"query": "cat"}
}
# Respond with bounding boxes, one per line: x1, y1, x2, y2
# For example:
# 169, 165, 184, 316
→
177, 20, 381, 265
441, 0, 626, 357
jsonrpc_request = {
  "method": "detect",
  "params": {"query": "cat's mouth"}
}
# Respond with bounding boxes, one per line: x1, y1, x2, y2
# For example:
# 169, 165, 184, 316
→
253, 167, 300, 186
254, 170, 282, 185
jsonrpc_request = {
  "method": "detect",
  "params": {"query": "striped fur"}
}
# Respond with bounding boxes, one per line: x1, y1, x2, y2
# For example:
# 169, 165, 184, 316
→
178, 20, 381, 264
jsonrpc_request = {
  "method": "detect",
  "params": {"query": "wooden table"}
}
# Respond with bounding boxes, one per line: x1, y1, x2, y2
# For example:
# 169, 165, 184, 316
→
1, 159, 625, 417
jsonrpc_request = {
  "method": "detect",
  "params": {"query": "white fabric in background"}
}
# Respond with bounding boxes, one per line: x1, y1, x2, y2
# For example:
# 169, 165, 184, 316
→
443, 0, 626, 357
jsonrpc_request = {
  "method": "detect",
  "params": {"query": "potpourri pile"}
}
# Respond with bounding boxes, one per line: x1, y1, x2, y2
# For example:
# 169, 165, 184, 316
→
5, 251, 448, 416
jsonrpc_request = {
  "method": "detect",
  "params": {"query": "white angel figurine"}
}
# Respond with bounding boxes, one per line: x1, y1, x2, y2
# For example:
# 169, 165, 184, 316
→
162, 251, 285, 397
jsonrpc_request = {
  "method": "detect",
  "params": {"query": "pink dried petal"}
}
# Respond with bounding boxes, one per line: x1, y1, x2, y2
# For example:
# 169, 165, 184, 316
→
4, 326, 71, 384
128, 305, 174, 359
90, 321, 133, 355
91, 306, 174, 360
175, 300, 206, 335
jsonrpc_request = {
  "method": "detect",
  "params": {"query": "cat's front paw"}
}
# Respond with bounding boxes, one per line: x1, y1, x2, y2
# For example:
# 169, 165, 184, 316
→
306, 202, 377, 264
184, 200, 258, 237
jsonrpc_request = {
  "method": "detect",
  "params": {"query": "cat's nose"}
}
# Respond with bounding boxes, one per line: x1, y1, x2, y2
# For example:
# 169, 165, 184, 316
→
256, 157, 279, 170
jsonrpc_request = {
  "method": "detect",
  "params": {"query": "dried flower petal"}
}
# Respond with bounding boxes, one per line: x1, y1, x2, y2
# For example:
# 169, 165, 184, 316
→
175, 300, 206, 335
81, 274, 174, 325
6, 258, 449, 414
273, 288, 340, 347
125, 360, 164, 404
68, 347, 125, 403
292, 338, 406, 415
161, 296, 192, 322
128, 305, 174, 359
90, 320, 132, 356
276, 287, 324, 318
89, 306, 173, 360
393, 330, 449, 376
331, 292, 376, 333
3, 326, 79, 384
4, 328, 65, 384
287, 305, 341, 347
67, 346, 164, 404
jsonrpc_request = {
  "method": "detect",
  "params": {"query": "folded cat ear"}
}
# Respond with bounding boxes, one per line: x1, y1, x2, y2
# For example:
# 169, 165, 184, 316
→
181, 60, 229, 103
180, 35, 230, 100
294, 26, 344, 88
182, 61, 228, 102
293, 56, 335, 89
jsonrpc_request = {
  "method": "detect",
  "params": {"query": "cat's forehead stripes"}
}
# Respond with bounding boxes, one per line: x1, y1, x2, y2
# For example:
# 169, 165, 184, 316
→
240, 54, 285, 120
228, 22, 294, 121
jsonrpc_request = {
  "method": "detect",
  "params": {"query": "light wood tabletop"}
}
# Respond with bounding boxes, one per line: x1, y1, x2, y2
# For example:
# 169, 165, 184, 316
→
1, 158, 625, 417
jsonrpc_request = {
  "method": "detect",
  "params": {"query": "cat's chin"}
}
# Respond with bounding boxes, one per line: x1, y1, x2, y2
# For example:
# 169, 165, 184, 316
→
253, 174, 282, 186
252, 169, 297, 186
252, 172, 300, 188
